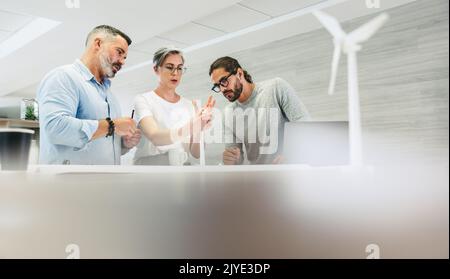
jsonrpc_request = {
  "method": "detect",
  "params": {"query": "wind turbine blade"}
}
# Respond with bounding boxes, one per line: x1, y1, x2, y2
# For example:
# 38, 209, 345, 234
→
328, 43, 342, 95
348, 13, 389, 44
313, 10, 346, 38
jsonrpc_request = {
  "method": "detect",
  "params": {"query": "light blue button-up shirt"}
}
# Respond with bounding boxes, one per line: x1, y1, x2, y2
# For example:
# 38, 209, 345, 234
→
37, 59, 123, 165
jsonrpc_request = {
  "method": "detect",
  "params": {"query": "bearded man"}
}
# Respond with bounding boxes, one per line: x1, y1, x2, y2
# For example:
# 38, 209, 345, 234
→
209, 57, 310, 165
37, 25, 141, 165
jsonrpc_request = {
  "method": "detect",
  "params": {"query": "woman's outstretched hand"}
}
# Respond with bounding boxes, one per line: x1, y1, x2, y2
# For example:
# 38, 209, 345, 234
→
192, 95, 216, 132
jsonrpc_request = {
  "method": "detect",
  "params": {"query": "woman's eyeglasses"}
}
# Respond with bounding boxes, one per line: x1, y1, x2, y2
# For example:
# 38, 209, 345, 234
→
161, 64, 187, 75
211, 70, 237, 93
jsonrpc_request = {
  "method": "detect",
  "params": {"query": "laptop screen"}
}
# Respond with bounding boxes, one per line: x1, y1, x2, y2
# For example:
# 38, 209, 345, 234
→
283, 121, 349, 166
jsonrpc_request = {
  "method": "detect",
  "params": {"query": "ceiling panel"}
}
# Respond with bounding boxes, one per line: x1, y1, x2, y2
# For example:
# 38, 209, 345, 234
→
0, 30, 11, 43
0, 0, 419, 98
0, 0, 241, 97
194, 4, 271, 33
123, 50, 154, 69
239, 0, 323, 17
132, 36, 189, 54
159, 22, 225, 46
0, 9, 33, 32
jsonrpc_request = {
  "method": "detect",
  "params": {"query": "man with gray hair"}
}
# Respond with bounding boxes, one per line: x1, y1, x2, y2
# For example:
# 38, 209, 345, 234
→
37, 25, 141, 165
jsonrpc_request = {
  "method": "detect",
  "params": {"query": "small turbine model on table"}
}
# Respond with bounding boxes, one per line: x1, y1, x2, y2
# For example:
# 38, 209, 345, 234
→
313, 10, 389, 167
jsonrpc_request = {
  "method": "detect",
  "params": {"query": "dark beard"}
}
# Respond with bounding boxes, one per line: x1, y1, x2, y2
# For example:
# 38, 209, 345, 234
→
225, 80, 243, 102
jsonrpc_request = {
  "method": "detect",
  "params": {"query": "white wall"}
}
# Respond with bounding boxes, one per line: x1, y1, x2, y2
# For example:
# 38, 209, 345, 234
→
173, 0, 449, 165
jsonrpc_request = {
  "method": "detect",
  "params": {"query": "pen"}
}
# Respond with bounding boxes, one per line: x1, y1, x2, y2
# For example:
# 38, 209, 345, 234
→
131, 109, 135, 119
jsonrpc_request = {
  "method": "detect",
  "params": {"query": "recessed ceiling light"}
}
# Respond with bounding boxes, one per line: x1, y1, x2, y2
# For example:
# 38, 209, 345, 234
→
0, 17, 61, 59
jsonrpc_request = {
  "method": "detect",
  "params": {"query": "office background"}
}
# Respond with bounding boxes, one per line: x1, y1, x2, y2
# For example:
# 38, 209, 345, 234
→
0, 0, 448, 165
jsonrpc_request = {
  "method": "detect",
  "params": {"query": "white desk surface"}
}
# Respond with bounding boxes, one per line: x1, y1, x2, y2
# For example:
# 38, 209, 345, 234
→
29, 164, 356, 174
0, 164, 448, 259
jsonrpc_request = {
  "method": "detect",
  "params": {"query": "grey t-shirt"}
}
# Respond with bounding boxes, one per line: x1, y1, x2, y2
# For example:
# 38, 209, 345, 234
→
223, 77, 310, 164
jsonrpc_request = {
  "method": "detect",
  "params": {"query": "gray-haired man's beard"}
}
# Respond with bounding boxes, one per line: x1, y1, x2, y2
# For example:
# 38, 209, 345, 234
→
99, 52, 121, 78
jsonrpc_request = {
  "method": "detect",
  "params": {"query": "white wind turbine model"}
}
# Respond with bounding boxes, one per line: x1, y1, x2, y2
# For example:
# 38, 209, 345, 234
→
313, 10, 389, 167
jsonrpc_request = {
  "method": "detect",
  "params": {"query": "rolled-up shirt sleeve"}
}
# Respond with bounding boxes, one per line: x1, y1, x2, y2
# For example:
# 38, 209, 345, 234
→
38, 70, 99, 150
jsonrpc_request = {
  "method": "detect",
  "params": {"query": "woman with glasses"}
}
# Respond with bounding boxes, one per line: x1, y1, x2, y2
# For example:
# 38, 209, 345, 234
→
133, 47, 215, 165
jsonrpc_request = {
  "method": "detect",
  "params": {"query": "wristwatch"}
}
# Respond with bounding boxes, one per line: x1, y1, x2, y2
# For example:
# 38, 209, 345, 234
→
106, 117, 115, 137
